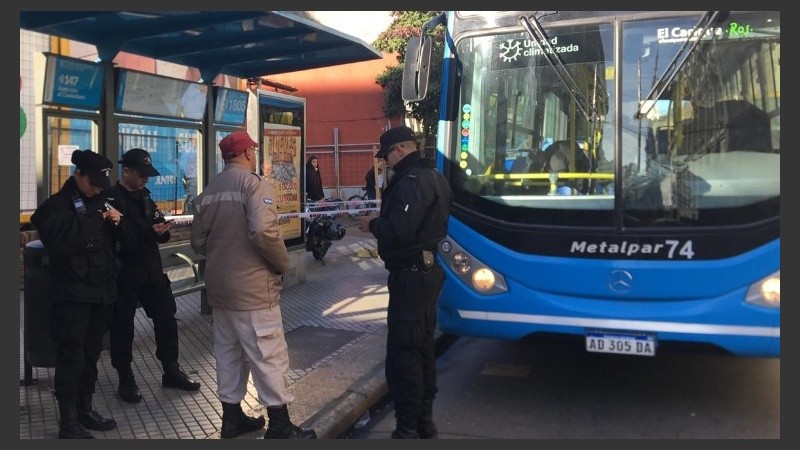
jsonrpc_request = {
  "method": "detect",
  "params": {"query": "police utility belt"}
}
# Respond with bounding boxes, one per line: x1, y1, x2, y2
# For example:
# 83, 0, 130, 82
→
397, 251, 435, 272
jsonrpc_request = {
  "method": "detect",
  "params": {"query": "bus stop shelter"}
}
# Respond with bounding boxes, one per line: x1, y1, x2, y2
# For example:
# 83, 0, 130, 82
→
19, 10, 382, 199
19, 11, 381, 81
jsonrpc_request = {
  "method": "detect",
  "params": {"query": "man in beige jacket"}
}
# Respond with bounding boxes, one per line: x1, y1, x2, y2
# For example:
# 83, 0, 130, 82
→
190, 131, 316, 440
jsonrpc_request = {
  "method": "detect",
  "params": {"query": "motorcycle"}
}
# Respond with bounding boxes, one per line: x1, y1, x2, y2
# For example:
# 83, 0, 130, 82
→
305, 198, 346, 263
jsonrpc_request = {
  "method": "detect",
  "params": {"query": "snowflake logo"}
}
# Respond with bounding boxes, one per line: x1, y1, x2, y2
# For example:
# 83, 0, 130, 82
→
499, 39, 522, 62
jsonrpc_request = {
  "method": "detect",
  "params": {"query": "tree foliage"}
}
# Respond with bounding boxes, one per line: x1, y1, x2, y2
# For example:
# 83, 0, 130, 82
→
372, 11, 444, 147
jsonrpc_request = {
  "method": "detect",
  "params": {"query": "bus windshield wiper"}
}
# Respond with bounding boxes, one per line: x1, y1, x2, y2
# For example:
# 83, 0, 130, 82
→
520, 13, 598, 123
634, 11, 727, 119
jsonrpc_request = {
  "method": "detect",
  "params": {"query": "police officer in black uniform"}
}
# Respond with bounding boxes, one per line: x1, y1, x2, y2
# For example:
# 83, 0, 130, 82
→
107, 148, 200, 404
31, 149, 122, 439
356, 126, 452, 439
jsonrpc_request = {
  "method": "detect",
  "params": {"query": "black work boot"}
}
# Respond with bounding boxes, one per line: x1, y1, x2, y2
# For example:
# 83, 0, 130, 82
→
417, 400, 438, 439
58, 398, 94, 439
263, 405, 317, 439
76, 394, 117, 431
392, 412, 421, 439
391, 426, 421, 439
162, 362, 201, 391
117, 365, 143, 403
220, 401, 266, 439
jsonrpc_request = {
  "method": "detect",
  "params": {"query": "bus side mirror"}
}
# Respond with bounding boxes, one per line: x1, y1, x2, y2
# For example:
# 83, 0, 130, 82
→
402, 36, 432, 102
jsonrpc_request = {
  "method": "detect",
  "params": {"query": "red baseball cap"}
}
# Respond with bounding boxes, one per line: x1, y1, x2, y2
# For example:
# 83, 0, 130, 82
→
219, 131, 258, 160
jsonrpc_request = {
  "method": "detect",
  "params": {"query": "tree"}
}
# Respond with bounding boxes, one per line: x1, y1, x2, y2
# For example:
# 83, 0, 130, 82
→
372, 11, 444, 154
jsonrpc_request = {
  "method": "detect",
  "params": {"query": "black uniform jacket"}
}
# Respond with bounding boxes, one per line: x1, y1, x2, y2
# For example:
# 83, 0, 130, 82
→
30, 177, 120, 304
368, 151, 452, 270
107, 182, 171, 284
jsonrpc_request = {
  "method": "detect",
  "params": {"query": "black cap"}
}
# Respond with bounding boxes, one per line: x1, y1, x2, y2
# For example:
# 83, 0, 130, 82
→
71, 149, 112, 189
376, 126, 416, 159
119, 148, 160, 177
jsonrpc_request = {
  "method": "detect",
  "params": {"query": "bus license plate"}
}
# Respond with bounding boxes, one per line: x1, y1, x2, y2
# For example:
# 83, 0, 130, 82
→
585, 331, 656, 356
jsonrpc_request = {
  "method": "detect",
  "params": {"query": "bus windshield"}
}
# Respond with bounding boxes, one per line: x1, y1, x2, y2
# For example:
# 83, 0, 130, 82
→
450, 11, 780, 228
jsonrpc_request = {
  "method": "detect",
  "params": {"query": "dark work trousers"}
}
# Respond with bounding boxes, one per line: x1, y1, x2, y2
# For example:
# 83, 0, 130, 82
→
50, 301, 112, 403
384, 263, 445, 429
110, 275, 179, 369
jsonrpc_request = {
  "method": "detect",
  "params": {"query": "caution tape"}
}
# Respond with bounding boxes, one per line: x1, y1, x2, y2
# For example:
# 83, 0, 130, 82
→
164, 199, 380, 224
305, 199, 380, 209
163, 215, 194, 225
279, 207, 380, 219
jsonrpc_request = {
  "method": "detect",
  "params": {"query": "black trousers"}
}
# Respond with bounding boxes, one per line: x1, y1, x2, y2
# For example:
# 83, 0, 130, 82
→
110, 275, 179, 369
49, 301, 112, 402
384, 263, 444, 429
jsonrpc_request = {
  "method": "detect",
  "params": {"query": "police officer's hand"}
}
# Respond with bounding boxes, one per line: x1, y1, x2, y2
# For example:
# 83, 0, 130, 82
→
101, 204, 123, 226
153, 221, 172, 235
356, 214, 377, 233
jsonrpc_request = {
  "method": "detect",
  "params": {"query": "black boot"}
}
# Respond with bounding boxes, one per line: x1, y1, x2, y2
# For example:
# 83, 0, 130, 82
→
220, 402, 266, 439
77, 394, 117, 431
392, 412, 420, 439
117, 365, 143, 403
417, 400, 438, 439
58, 398, 95, 439
162, 362, 201, 391
263, 405, 317, 439
391, 426, 421, 439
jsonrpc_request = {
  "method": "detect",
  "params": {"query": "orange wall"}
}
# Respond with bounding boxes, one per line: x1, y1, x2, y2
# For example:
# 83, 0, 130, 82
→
267, 52, 403, 147
268, 52, 403, 189
113, 53, 156, 73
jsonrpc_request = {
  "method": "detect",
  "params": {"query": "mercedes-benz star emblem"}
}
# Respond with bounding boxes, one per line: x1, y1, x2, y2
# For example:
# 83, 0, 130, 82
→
608, 270, 633, 294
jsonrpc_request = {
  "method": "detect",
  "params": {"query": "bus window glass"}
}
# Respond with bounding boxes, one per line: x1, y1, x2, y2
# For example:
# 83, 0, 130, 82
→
620, 12, 780, 225
453, 23, 616, 226
449, 12, 778, 228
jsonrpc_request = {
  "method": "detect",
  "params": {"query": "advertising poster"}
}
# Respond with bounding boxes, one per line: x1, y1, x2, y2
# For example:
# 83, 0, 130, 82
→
263, 123, 302, 240
117, 123, 198, 204
116, 70, 208, 120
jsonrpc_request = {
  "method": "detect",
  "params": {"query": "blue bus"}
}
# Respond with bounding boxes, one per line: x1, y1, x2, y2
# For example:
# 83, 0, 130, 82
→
402, 11, 780, 357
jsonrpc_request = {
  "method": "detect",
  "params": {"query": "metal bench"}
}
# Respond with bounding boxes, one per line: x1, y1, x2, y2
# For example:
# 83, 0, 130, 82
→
21, 240, 210, 385
159, 241, 210, 314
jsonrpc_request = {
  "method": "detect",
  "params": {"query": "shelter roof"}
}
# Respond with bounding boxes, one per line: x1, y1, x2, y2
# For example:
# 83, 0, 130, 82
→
19, 11, 383, 81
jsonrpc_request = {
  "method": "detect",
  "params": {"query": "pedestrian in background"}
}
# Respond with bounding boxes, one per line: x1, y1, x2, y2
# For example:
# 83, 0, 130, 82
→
355, 126, 452, 439
190, 131, 317, 439
30, 149, 122, 439
179, 143, 198, 213
364, 166, 377, 200
106, 148, 201, 405
305, 155, 324, 202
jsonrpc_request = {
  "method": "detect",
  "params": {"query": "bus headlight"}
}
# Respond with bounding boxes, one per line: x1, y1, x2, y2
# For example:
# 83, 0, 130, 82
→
439, 237, 507, 295
745, 271, 780, 308
472, 268, 496, 292
452, 252, 471, 274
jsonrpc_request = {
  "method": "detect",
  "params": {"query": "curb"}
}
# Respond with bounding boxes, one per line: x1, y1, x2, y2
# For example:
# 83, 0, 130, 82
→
305, 331, 458, 439
305, 363, 389, 439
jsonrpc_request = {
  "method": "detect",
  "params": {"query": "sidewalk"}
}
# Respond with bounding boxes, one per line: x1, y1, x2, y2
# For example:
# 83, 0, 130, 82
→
19, 218, 392, 439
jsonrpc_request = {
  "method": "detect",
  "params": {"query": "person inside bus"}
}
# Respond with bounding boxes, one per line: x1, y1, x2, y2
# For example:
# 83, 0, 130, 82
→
480, 148, 511, 196
485, 148, 508, 175
509, 134, 542, 173
529, 140, 592, 194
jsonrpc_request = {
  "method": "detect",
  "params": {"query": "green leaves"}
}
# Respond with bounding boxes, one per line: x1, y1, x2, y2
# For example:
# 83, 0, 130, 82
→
372, 11, 445, 145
